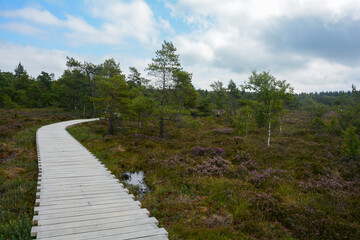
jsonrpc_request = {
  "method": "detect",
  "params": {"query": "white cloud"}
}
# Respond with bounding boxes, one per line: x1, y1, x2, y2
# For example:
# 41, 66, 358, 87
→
279, 58, 360, 92
0, 7, 63, 26
172, 0, 360, 23
0, 22, 45, 36
165, 0, 360, 91
85, 0, 160, 44
0, 0, 162, 45
0, 41, 70, 78
0, 40, 152, 82
1, 0, 359, 92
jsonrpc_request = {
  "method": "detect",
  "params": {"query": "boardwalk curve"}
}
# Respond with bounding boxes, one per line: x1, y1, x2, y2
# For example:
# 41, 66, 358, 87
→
32, 119, 168, 240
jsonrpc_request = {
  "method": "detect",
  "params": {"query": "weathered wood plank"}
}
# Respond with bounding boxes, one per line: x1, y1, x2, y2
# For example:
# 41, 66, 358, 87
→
31, 213, 150, 233
37, 224, 162, 240
35, 217, 158, 238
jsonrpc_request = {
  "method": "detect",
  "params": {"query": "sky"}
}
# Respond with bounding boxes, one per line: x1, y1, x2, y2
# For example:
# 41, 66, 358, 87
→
0, 0, 359, 93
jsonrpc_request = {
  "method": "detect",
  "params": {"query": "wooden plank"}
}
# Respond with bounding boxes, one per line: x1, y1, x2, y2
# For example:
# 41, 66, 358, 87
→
75, 228, 168, 240
35, 199, 139, 213
36, 187, 130, 199
37, 180, 123, 190
36, 194, 133, 207
37, 178, 119, 187
133, 236, 169, 240
37, 224, 160, 240
36, 192, 134, 203
36, 193, 134, 206
31, 213, 150, 234
33, 202, 143, 220
34, 217, 158, 238
34, 209, 150, 226
35, 201, 141, 215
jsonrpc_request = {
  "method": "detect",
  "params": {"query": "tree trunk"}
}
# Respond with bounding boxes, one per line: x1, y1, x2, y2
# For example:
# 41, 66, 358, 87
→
90, 84, 95, 117
159, 71, 165, 138
109, 105, 114, 135
83, 104, 86, 117
138, 114, 142, 129
267, 113, 271, 146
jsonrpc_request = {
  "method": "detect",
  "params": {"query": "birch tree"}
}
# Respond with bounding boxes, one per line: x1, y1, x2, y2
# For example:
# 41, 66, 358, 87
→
243, 71, 293, 146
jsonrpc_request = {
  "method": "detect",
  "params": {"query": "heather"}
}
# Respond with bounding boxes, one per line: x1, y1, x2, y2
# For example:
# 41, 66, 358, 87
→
69, 109, 360, 240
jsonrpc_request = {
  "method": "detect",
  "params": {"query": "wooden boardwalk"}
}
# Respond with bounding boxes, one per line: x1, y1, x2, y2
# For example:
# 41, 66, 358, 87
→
32, 119, 168, 240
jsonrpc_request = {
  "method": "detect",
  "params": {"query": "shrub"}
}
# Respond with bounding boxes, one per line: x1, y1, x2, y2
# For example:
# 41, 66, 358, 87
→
327, 118, 341, 136
192, 146, 225, 157
0, 215, 32, 240
211, 128, 233, 134
248, 168, 278, 187
343, 126, 360, 159
183, 116, 204, 129
312, 117, 325, 132
189, 156, 231, 176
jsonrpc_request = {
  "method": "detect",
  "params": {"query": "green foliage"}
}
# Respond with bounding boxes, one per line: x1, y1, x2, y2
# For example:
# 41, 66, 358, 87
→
146, 40, 182, 138
242, 70, 294, 145
173, 70, 198, 109
127, 66, 149, 88
13, 128, 37, 148
210, 81, 226, 110
231, 105, 255, 136
312, 117, 325, 133
130, 93, 155, 129
343, 126, 360, 159
336, 85, 360, 132
36, 71, 53, 91
197, 97, 213, 116
0, 216, 32, 240
14, 62, 26, 78
94, 74, 130, 135
226, 79, 241, 116
55, 69, 90, 113
99, 58, 121, 78
66, 56, 102, 117
2, 95, 18, 110
327, 118, 341, 136
182, 116, 204, 129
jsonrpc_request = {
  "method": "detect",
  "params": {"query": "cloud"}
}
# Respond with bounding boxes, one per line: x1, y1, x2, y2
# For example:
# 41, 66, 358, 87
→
0, 40, 152, 82
279, 58, 360, 92
263, 18, 360, 66
0, 22, 45, 36
166, 0, 360, 91
0, 41, 68, 78
1, 0, 359, 92
0, 0, 162, 46
0, 7, 63, 26
87, 0, 159, 44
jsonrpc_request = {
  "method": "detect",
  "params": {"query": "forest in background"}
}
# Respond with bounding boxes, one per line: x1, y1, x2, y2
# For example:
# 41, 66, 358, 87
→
1, 41, 359, 150
1, 41, 360, 239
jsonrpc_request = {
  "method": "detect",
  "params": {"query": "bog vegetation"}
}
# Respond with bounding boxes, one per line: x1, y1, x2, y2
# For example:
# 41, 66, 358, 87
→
1, 41, 359, 239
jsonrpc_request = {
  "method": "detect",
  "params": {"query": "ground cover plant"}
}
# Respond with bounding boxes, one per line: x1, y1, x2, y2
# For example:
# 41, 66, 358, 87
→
68, 109, 360, 240
0, 108, 76, 240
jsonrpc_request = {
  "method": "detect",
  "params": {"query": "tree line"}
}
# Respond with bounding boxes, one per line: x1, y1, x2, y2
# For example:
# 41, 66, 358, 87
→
0, 41, 359, 155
